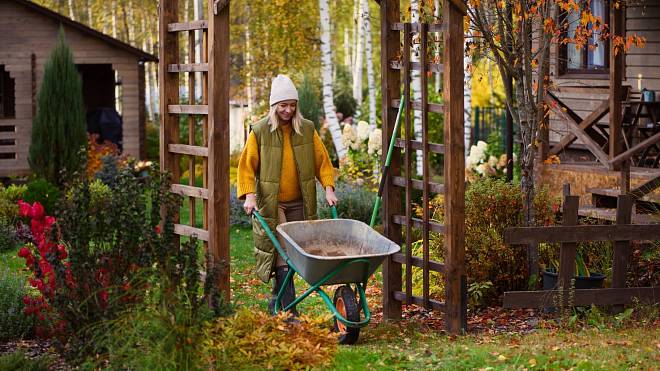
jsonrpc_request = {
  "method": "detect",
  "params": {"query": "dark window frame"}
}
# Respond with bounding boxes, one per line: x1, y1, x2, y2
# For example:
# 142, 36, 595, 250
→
558, 0, 611, 76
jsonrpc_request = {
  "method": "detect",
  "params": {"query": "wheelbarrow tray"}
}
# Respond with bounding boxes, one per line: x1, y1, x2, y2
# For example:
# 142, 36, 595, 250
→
276, 219, 400, 285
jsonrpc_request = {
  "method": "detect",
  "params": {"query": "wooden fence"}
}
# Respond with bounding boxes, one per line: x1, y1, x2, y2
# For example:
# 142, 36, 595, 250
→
503, 185, 660, 309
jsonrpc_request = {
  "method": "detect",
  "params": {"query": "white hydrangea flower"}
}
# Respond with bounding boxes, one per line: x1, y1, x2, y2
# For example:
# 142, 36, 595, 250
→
367, 128, 382, 156
342, 124, 356, 149
475, 163, 487, 175
356, 120, 370, 142
487, 155, 498, 168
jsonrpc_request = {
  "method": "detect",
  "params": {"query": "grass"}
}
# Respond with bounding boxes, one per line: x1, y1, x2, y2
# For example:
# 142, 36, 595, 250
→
1, 223, 657, 369
0, 246, 25, 276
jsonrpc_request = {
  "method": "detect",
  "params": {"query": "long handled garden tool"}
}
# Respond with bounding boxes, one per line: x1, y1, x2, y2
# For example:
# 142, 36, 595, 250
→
369, 95, 405, 228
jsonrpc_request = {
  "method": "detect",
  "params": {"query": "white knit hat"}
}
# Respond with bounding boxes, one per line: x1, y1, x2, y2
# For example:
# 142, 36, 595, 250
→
269, 74, 298, 106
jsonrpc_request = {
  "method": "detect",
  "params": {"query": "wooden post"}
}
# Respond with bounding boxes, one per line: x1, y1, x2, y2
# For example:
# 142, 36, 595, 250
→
207, 0, 231, 302
420, 22, 430, 309
443, 0, 467, 334
403, 22, 413, 307
159, 0, 180, 235
558, 195, 579, 297
609, 3, 624, 167
612, 195, 632, 313
380, 0, 402, 320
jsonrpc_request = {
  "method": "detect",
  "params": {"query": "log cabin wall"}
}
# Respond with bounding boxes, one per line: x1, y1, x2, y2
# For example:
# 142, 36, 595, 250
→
0, 0, 155, 177
546, 1, 660, 156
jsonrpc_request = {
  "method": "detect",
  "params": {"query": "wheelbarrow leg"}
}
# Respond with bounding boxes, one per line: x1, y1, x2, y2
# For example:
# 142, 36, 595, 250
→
269, 266, 299, 317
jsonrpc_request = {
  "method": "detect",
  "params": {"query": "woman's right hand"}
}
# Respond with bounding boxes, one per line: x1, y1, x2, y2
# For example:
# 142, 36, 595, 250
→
244, 193, 257, 215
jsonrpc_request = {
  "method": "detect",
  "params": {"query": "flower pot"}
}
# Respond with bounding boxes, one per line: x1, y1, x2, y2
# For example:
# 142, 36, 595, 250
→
542, 270, 606, 290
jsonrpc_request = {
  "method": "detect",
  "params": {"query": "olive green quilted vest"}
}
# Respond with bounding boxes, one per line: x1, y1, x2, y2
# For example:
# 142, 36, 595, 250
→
251, 117, 318, 282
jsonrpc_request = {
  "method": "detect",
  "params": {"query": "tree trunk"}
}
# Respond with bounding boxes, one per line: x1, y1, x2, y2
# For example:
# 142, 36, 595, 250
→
111, 0, 117, 38
244, 3, 254, 116
353, 0, 364, 115
67, 0, 75, 20
319, 0, 346, 160
464, 35, 472, 156
411, 0, 424, 175
86, 0, 92, 25
141, 14, 152, 121
362, 0, 376, 129
434, 0, 441, 93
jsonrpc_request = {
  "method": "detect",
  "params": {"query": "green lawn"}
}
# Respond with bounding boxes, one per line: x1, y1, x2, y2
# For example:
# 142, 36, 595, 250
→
1, 226, 657, 369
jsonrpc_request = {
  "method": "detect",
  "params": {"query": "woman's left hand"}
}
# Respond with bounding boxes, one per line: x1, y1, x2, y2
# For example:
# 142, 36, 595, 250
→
325, 186, 338, 206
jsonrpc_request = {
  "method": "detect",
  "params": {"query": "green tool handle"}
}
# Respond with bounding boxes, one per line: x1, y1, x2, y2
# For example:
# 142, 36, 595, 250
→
370, 95, 405, 228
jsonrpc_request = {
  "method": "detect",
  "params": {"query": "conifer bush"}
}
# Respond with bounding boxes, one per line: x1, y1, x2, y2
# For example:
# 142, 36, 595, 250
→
28, 28, 87, 186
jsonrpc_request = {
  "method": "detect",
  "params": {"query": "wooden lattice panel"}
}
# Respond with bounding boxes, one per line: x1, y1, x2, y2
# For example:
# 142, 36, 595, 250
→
159, 0, 230, 301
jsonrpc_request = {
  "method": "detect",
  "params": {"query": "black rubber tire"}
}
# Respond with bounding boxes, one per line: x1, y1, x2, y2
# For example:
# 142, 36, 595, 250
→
333, 285, 360, 345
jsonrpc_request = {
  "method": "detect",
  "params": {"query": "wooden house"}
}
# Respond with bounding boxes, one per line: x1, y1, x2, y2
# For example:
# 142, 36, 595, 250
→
539, 0, 660, 223
0, 0, 156, 177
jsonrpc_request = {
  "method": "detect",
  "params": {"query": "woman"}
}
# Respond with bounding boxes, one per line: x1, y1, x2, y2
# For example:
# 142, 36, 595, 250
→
237, 74, 338, 315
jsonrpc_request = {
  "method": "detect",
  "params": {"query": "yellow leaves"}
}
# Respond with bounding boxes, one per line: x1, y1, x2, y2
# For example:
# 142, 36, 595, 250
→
529, 358, 537, 367
544, 155, 561, 165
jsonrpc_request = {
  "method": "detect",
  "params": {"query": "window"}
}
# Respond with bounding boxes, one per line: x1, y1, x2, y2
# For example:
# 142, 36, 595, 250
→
561, 0, 609, 74
0, 65, 16, 118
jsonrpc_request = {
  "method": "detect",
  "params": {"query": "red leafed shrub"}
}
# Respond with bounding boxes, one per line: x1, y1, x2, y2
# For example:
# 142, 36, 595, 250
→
16, 200, 72, 340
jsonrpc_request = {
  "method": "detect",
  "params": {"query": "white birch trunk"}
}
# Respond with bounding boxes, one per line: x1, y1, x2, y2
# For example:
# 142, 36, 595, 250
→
141, 15, 152, 121
434, 0, 441, 93
67, 0, 75, 20
353, 2, 364, 113
343, 30, 351, 67
111, 0, 117, 38
147, 14, 159, 116
86, 0, 92, 25
464, 49, 472, 157
411, 0, 424, 176
362, 0, 376, 130
126, 0, 134, 45
245, 10, 254, 116
319, 0, 346, 160
194, 0, 203, 103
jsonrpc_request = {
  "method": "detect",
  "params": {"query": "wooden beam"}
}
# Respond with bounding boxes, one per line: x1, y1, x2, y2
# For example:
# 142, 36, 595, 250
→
167, 20, 208, 32
443, 0, 467, 335
207, 0, 231, 302
609, 132, 660, 168
504, 287, 660, 308
168, 144, 209, 157
171, 184, 209, 199
562, 111, 611, 167
394, 138, 444, 153
167, 104, 209, 114
609, 3, 625, 165
168, 63, 209, 72
612, 196, 632, 314
420, 22, 431, 309
389, 61, 443, 74
391, 252, 445, 273
393, 291, 446, 311
404, 22, 413, 308
174, 223, 209, 241
391, 99, 443, 113
380, 0, 403, 320
630, 174, 660, 200
505, 224, 660, 245
548, 99, 610, 156
391, 176, 444, 194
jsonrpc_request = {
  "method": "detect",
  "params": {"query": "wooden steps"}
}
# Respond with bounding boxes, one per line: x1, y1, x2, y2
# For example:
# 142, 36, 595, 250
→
578, 205, 659, 224
587, 187, 660, 203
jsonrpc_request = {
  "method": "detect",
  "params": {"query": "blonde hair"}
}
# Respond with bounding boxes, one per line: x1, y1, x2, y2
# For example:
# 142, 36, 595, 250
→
268, 104, 303, 135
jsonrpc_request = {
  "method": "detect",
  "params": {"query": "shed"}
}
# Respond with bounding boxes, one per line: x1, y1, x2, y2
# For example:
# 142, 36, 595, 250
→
0, 0, 157, 177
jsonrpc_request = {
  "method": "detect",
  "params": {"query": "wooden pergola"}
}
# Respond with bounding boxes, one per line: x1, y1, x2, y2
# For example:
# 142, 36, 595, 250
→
158, 0, 468, 334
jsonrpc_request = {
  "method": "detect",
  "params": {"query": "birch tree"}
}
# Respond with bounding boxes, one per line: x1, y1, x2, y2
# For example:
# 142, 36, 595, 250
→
362, 0, 377, 130
352, 1, 364, 113
319, 0, 346, 160
411, 0, 424, 176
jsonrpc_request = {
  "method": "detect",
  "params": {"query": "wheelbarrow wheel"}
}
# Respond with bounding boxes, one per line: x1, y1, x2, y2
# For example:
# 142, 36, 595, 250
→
333, 285, 360, 345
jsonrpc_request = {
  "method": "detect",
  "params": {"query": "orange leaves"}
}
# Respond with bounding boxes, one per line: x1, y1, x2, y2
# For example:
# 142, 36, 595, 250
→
612, 34, 647, 55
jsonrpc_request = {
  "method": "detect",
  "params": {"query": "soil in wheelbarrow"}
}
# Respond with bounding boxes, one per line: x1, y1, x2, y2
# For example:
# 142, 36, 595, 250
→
301, 240, 366, 257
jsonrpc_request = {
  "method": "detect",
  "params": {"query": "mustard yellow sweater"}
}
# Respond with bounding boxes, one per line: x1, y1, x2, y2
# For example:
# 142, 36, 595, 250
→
237, 124, 335, 202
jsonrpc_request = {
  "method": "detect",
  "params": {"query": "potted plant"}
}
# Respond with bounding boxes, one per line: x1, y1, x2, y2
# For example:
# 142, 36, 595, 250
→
540, 244, 606, 290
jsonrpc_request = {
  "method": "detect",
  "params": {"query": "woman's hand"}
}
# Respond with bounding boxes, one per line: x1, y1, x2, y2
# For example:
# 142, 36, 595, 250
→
244, 193, 257, 215
325, 186, 338, 206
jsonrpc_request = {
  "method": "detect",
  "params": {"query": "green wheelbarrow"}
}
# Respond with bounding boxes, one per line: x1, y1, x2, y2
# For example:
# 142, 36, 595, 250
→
252, 207, 400, 345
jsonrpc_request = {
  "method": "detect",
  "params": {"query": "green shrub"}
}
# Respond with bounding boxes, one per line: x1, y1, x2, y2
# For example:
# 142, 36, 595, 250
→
22, 179, 60, 216
0, 351, 51, 371
317, 181, 377, 224
203, 308, 337, 370
0, 184, 27, 223
298, 75, 322, 130
0, 222, 18, 252
0, 268, 34, 341
28, 28, 87, 186
230, 185, 251, 227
